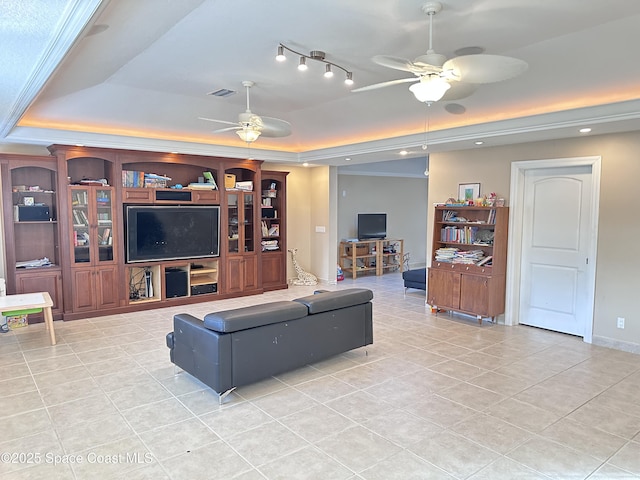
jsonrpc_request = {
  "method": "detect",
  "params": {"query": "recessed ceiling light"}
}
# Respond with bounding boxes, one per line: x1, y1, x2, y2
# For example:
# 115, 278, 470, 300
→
399, 150, 408, 156
474, 141, 484, 145
302, 162, 309, 167
579, 127, 592, 133
345, 157, 351, 161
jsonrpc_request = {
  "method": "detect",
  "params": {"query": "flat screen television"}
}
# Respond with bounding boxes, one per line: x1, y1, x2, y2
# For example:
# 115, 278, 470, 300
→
125, 205, 220, 263
357, 213, 387, 240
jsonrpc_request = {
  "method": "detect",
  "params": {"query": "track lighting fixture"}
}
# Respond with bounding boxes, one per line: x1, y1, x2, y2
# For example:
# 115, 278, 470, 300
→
276, 43, 354, 86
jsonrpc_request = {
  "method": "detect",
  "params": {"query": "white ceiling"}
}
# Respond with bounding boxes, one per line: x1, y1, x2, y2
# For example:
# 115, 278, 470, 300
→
3, 0, 640, 168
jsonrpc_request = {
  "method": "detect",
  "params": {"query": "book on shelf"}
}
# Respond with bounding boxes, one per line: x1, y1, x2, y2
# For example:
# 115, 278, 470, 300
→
101, 228, 111, 244
487, 209, 496, 224
268, 224, 280, 237
476, 255, 493, 266
202, 171, 218, 189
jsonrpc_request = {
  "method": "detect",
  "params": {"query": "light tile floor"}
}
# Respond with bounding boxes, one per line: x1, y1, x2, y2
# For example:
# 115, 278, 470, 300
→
1, 272, 639, 479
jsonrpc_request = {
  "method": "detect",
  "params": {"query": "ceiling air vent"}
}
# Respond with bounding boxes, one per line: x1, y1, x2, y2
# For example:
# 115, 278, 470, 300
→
207, 88, 236, 98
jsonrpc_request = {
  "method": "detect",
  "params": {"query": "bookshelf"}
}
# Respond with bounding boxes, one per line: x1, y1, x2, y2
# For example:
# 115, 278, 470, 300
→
428, 206, 508, 323
339, 239, 404, 279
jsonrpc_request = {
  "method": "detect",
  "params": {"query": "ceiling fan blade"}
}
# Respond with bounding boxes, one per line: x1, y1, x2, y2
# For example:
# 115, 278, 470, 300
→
372, 55, 418, 73
443, 54, 528, 84
351, 77, 419, 93
212, 126, 240, 134
198, 117, 238, 126
441, 81, 477, 101
259, 117, 292, 137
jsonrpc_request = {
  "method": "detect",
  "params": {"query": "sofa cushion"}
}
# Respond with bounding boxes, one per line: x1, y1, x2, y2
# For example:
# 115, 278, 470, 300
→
204, 301, 308, 333
293, 288, 373, 314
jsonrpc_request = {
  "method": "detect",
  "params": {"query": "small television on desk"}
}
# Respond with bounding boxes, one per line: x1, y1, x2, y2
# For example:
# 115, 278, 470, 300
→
357, 213, 387, 240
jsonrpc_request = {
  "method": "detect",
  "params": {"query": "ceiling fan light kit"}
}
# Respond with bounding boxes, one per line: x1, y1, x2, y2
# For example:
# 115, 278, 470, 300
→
353, 1, 528, 104
409, 75, 451, 103
276, 43, 354, 85
236, 127, 261, 143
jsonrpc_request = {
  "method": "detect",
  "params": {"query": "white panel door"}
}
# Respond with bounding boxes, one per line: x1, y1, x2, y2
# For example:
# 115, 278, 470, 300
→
519, 166, 593, 336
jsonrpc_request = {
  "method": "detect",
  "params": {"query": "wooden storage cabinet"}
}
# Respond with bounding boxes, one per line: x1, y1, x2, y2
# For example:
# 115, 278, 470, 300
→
225, 255, 258, 294
225, 165, 260, 295
15, 269, 64, 321
1, 157, 64, 321
428, 206, 508, 323
71, 266, 119, 312
2, 146, 290, 320
339, 239, 404, 279
260, 171, 288, 291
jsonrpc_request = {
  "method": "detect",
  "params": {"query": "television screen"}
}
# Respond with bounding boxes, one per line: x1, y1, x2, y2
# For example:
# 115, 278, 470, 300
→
357, 213, 387, 240
126, 205, 220, 263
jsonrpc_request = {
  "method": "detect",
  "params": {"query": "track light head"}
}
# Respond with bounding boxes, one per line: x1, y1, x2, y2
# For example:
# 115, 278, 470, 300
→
298, 57, 308, 71
276, 45, 286, 62
344, 71, 354, 85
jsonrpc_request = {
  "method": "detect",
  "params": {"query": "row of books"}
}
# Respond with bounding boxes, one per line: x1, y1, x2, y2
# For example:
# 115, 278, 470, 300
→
260, 220, 280, 237
71, 190, 88, 206
72, 208, 89, 226
72, 228, 112, 246
440, 226, 491, 244
122, 170, 145, 188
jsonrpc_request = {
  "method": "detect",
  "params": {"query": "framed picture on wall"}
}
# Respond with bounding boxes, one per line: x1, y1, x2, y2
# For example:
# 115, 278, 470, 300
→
458, 183, 480, 202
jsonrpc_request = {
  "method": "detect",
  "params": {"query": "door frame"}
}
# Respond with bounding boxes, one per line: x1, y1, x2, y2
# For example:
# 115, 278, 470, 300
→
506, 156, 601, 343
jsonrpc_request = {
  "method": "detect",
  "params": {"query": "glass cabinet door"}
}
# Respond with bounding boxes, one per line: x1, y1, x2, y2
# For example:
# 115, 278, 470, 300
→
243, 192, 254, 253
95, 188, 113, 262
228, 193, 239, 253
71, 187, 91, 264
70, 187, 114, 265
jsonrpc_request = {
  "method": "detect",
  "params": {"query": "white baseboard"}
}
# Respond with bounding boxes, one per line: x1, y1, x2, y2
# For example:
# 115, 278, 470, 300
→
592, 335, 640, 355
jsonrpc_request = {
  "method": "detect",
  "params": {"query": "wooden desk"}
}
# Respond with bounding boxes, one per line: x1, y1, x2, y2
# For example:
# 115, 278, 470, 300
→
0, 292, 56, 345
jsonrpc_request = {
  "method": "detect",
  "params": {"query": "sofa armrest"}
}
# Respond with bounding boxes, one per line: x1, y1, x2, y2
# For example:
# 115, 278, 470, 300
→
170, 313, 233, 394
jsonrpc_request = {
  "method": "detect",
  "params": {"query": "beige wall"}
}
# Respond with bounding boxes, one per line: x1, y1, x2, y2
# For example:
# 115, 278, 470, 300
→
428, 131, 640, 351
337, 174, 428, 268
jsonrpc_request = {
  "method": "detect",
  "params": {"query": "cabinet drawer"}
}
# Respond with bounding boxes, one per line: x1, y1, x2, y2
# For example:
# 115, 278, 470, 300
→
432, 262, 491, 274
191, 189, 220, 204
122, 188, 152, 203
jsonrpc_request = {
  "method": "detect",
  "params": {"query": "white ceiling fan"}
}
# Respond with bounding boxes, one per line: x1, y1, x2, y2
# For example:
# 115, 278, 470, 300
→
199, 81, 291, 143
352, 2, 528, 103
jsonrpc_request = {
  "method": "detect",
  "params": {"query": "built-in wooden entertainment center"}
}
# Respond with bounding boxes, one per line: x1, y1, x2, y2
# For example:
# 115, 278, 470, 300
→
0, 145, 288, 322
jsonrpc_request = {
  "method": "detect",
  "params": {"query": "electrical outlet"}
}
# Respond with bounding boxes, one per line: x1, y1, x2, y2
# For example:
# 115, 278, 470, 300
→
617, 317, 625, 329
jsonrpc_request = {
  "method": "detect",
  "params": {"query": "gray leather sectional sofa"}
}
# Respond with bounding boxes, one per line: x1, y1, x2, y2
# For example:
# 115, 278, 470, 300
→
166, 288, 373, 401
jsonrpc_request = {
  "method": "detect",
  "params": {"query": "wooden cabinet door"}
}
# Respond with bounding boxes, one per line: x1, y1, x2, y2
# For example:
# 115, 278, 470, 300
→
95, 266, 119, 309
427, 268, 460, 309
459, 274, 490, 316
226, 255, 257, 294
262, 252, 285, 289
15, 269, 64, 320
242, 255, 258, 290
71, 268, 96, 311
225, 257, 244, 294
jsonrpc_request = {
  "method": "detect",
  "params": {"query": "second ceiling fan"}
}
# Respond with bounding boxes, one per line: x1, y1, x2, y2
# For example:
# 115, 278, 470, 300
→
352, 2, 528, 103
